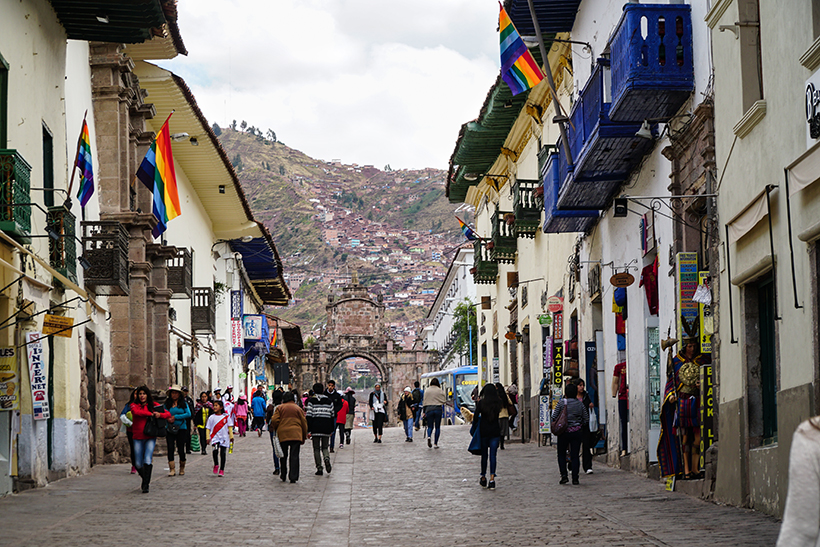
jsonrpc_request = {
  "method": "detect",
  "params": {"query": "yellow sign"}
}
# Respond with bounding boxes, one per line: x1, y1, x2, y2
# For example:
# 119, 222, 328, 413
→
0, 347, 19, 410
42, 314, 74, 338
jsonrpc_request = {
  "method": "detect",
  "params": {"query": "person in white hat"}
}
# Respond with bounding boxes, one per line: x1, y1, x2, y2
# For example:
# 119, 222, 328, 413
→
398, 387, 415, 442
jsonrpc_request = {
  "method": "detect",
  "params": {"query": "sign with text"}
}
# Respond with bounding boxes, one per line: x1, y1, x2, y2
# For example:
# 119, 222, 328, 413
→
231, 319, 243, 354
26, 333, 49, 420
552, 342, 564, 386
543, 336, 553, 375
492, 357, 499, 383
610, 272, 635, 288
547, 296, 563, 313
700, 363, 715, 469
698, 271, 713, 355
243, 315, 264, 341
553, 312, 563, 341
539, 395, 551, 434
0, 347, 19, 410
42, 314, 74, 338
230, 290, 243, 320
676, 253, 699, 344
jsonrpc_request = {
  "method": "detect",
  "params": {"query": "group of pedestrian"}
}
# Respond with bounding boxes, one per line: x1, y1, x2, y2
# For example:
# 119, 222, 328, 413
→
551, 379, 594, 485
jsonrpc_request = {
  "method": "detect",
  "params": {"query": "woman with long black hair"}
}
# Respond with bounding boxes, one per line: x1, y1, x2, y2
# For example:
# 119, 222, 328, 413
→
473, 383, 503, 489
193, 392, 213, 456
164, 385, 191, 476
129, 385, 172, 493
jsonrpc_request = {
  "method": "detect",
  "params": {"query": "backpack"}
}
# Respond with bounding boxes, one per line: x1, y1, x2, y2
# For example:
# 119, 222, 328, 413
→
551, 399, 569, 436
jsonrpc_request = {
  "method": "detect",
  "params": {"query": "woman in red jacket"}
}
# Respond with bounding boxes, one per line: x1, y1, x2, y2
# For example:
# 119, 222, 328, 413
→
130, 385, 173, 493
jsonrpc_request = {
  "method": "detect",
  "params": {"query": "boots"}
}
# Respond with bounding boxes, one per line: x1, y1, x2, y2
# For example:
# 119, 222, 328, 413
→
141, 464, 153, 493
168, 461, 176, 476
179, 461, 185, 476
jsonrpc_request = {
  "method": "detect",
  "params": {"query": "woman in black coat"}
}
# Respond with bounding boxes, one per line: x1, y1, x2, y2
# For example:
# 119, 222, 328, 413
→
473, 384, 503, 490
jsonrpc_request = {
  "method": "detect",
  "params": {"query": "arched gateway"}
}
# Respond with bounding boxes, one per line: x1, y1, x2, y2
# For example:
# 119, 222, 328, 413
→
292, 277, 435, 425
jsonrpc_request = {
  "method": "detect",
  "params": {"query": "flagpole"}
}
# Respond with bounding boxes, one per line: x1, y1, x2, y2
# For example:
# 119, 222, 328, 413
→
66, 109, 88, 204
524, 0, 573, 166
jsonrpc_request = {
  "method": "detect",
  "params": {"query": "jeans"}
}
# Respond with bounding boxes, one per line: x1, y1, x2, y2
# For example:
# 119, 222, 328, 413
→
166, 429, 188, 462
414, 406, 422, 428
312, 435, 330, 470
372, 412, 385, 437
132, 437, 157, 468
582, 425, 594, 471
281, 440, 301, 482
557, 430, 583, 480
618, 399, 629, 452
212, 445, 227, 471
268, 430, 280, 470
425, 407, 442, 444
404, 419, 414, 439
480, 436, 500, 477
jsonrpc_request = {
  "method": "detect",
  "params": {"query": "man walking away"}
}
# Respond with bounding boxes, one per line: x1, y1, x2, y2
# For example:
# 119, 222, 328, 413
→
325, 380, 343, 452
306, 383, 335, 476
252, 388, 267, 436
412, 381, 423, 430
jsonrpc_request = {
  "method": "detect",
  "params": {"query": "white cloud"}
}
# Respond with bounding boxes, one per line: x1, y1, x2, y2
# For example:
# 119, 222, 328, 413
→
160, 0, 501, 169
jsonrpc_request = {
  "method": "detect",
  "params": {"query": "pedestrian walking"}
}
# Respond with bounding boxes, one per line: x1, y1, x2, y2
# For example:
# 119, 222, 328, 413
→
474, 384, 503, 489
182, 386, 194, 454
206, 400, 231, 476
222, 385, 235, 404
119, 388, 137, 474
326, 380, 343, 452
398, 387, 415, 442
129, 385, 173, 493
164, 384, 192, 476
193, 392, 213, 455
495, 383, 511, 450
507, 384, 519, 431
266, 388, 284, 475
233, 394, 249, 437
422, 378, 446, 448
270, 391, 308, 483
369, 383, 388, 443
251, 388, 267, 436
552, 383, 589, 485
336, 395, 349, 449
343, 387, 356, 445
306, 383, 335, 475
412, 381, 423, 430
576, 379, 595, 474
777, 416, 820, 547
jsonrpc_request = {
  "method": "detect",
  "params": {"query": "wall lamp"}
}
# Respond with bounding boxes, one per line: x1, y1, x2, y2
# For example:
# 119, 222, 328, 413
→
635, 113, 693, 140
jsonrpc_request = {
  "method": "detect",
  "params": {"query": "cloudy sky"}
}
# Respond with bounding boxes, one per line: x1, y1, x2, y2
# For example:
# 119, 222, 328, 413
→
160, 0, 501, 170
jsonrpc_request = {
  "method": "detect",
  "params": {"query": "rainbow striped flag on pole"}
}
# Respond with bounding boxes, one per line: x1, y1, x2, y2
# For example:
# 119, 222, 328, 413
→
499, 4, 544, 96
74, 119, 95, 207
456, 216, 479, 241
137, 112, 181, 238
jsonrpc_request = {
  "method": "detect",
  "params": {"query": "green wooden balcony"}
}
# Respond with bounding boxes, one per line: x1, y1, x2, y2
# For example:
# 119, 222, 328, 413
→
512, 179, 542, 239
489, 208, 516, 264
471, 239, 498, 284
0, 150, 32, 243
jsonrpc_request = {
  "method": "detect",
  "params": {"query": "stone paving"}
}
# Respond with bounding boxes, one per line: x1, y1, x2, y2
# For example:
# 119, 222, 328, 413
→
0, 425, 781, 546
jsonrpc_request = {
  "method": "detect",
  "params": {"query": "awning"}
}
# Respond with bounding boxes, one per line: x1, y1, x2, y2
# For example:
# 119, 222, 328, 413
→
230, 237, 290, 306
787, 143, 820, 196
503, 0, 583, 35
49, 0, 167, 43
726, 187, 771, 245
281, 326, 304, 353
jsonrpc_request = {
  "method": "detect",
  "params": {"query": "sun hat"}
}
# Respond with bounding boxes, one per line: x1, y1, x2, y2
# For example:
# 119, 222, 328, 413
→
168, 384, 183, 393
404, 387, 412, 392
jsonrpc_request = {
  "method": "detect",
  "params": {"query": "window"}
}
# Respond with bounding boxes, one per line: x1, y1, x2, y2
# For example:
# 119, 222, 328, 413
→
738, 0, 763, 112
42, 123, 54, 207
813, 0, 820, 40
745, 274, 778, 444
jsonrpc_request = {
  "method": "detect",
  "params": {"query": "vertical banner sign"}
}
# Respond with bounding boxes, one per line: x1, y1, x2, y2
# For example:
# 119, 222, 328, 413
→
0, 347, 19, 410
584, 342, 598, 407
543, 336, 553, 375
230, 290, 243, 319
700, 363, 715, 468
492, 357, 499, 383
552, 342, 564, 385
698, 271, 712, 355
538, 395, 551, 434
231, 320, 243, 354
26, 333, 49, 420
553, 311, 563, 340
676, 253, 699, 343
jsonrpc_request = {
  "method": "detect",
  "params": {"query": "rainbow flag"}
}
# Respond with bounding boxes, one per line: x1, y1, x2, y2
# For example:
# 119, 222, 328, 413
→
456, 216, 478, 241
271, 328, 278, 349
499, 4, 544, 96
74, 120, 94, 207
137, 113, 181, 238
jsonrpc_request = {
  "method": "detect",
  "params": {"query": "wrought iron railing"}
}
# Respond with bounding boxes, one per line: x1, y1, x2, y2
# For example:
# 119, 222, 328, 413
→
47, 205, 77, 284
167, 248, 192, 298
81, 221, 130, 295
490, 208, 516, 264
191, 287, 216, 334
0, 150, 32, 242
512, 179, 541, 239
471, 239, 498, 285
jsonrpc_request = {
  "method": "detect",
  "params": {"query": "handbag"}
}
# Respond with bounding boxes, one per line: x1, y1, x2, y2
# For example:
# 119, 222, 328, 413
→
551, 399, 569, 436
143, 415, 167, 438
167, 419, 182, 434
468, 416, 482, 455
589, 408, 598, 433
272, 432, 284, 458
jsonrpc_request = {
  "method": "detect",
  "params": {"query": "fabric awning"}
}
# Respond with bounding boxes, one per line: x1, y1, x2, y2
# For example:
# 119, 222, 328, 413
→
229, 236, 290, 306
726, 187, 770, 245
788, 143, 820, 196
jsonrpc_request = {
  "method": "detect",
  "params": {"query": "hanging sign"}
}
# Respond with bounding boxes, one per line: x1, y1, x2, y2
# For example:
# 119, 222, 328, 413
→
243, 315, 264, 341
700, 363, 716, 469
42, 314, 74, 338
677, 253, 699, 343
547, 296, 563, 313
231, 319, 243, 354
504, 331, 517, 340
239, 372, 247, 379
553, 311, 563, 340
698, 271, 713, 355
552, 342, 564, 385
0, 347, 19, 410
610, 272, 635, 288
538, 314, 552, 326
539, 395, 551, 434
230, 290, 243, 320
26, 333, 49, 420
492, 357, 499, 383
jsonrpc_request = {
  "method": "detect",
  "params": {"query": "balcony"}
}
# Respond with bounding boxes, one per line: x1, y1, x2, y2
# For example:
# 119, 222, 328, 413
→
512, 179, 542, 239
556, 60, 653, 210
608, 4, 694, 122
0, 150, 32, 243
81, 221, 129, 296
191, 287, 216, 334
167, 248, 192, 298
471, 239, 498, 285
541, 152, 598, 234
489, 207, 516, 264
47, 205, 77, 284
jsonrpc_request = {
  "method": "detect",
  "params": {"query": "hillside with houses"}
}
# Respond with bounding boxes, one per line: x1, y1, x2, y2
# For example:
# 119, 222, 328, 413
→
217, 126, 469, 342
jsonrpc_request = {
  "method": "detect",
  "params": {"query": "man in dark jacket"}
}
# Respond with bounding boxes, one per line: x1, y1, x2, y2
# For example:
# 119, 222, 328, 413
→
411, 381, 423, 430
306, 383, 335, 476
326, 379, 343, 453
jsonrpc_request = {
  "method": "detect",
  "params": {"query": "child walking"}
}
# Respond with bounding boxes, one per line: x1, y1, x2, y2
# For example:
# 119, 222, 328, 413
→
206, 400, 231, 476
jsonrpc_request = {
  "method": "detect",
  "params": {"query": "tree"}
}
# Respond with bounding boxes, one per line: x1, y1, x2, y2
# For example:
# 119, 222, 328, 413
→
240, 120, 247, 130
230, 119, 237, 130
279, 165, 286, 176
267, 129, 277, 142
449, 299, 478, 368
212, 122, 222, 136
231, 153, 243, 171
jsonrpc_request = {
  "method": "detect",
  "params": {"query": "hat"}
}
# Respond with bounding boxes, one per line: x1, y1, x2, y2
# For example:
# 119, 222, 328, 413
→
214, 388, 222, 392
227, 385, 233, 389
182, 386, 189, 391
345, 387, 355, 394
168, 384, 183, 393
404, 387, 412, 392
238, 394, 246, 400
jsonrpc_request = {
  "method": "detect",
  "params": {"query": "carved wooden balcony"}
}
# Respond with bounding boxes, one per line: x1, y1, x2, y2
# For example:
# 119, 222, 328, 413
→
191, 287, 216, 334
490, 208, 516, 264
167, 248, 192, 298
81, 221, 129, 296
0, 150, 32, 243
47, 205, 77, 284
471, 239, 498, 285
512, 179, 542, 239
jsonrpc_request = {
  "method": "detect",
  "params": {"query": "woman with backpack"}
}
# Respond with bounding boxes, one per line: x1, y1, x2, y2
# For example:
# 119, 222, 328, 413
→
129, 385, 173, 493
474, 384, 503, 489
551, 382, 589, 485
164, 385, 192, 476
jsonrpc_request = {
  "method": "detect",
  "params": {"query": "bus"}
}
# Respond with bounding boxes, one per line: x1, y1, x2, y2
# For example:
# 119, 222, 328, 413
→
420, 366, 478, 425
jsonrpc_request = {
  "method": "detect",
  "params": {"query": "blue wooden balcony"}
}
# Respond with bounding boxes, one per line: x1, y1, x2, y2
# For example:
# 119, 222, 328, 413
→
541, 151, 597, 233
608, 4, 694, 122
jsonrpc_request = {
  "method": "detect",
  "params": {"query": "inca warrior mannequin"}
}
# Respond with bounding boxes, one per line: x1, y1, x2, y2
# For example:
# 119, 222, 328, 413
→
657, 317, 703, 480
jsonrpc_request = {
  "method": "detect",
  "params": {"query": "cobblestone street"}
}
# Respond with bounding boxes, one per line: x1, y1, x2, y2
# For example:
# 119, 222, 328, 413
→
0, 425, 780, 546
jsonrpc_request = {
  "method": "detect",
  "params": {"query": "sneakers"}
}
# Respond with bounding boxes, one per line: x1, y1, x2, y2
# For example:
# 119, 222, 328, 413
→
572, 478, 580, 485
408, 438, 413, 442
257, 429, 263, 437
130, 466, 137, 474
559, 476, 569, 485
428, 438, 432, 448
585, 469, 594, 475
218, 470, 224, 477
488, 480, 496, 490
315, 469, 324, 476
213, 465, 219, 475
479, 476, 487, 488
324, 458, 332, 473
339, 444, 344, 449
434, 444, 439, 449
273, 469, 280, 475
374, 438, 379, 443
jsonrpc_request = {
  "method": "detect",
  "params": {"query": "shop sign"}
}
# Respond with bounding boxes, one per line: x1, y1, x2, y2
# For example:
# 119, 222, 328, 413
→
698, 271, 713, 355
676, 253, 699, 344
26, 333, 49, 420
42, 314, 74, 338
243, 315, 264, 341
552, 342, 564, 385
0, 347, 19, 410
239, 372, 247, 379
231, 319, 243, 354
537, 314, 551, 326
700, 363, 716, 469
492, 357, 499, 383
538, 395, 551, 434
553, 311, 563, 340
543, 336, 553, 375
610, 272, 635, 288
230, 290, 243, 320
806, 71, 820, 146
547, 296, 563, 313
504, 331, 517, 340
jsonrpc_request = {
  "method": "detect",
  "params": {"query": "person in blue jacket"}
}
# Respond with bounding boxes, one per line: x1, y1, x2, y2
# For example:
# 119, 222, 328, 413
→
164, 385, 192, 476
251, 388, 268, 437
